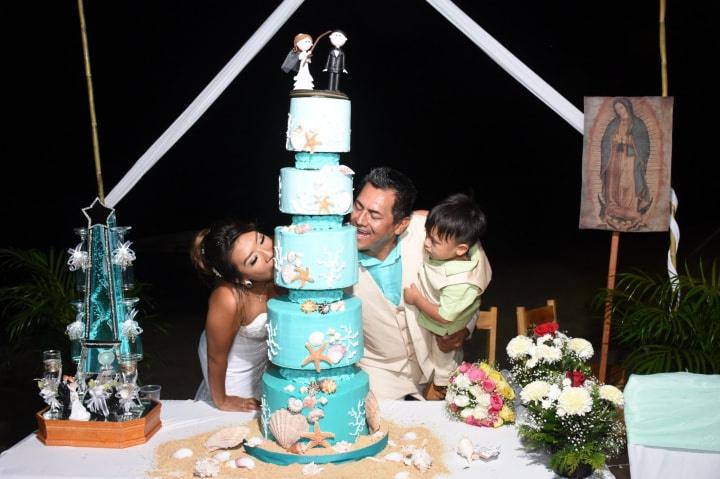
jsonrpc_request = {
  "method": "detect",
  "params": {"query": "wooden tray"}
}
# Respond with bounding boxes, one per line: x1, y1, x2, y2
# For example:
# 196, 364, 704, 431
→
35, 400, 162, 448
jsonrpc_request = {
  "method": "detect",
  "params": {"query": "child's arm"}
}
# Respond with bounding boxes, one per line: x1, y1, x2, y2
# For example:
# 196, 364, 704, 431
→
403, 284, 452, 324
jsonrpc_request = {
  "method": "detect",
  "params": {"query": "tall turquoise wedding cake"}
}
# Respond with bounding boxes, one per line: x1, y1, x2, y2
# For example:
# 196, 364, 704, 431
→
245, 89, 386, 465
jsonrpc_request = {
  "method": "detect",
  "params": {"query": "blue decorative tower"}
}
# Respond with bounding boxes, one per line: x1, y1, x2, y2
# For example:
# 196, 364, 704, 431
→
67, 198, 143, 376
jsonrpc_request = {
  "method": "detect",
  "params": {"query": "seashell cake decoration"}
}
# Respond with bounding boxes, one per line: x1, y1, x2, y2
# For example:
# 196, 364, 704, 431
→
269, 408, 310, 449
364, 390, 381, 433
203, 426, 250, 451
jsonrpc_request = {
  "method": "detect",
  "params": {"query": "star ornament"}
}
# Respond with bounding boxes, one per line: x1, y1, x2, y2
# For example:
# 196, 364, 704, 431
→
82, 197, 115, 227
301, 342, 332, 372
300, 421, 335, 450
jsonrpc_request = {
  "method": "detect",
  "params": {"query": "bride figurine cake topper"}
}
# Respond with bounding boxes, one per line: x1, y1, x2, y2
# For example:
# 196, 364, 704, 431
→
281, 30, 347, 92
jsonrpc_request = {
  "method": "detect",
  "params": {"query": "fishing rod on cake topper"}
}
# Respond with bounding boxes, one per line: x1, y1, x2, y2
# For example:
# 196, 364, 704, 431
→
281, 30, 332, 91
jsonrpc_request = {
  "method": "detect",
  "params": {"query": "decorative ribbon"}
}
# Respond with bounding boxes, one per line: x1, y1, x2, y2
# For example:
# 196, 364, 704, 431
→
66, 320, 85, 341
38, 380, 61, 410
67, 243, 90, 271
116, 384, 140, 413
668, 188, 679, 282
84, 383, 111, 417
112, 241, 136, 268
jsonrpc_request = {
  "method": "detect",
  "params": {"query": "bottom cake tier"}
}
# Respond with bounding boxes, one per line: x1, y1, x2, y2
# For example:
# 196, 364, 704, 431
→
260, 365, 370, 447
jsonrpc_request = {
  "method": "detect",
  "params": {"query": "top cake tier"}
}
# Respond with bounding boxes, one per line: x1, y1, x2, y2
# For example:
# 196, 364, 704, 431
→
286, 91, 350, 154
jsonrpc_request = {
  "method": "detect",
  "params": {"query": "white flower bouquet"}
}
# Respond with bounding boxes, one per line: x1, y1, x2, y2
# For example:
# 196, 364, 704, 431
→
517, 374, 626, 477
506, 322, 594, 389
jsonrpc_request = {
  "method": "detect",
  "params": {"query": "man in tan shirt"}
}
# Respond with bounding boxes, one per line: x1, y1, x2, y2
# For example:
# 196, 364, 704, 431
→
349, 167, 489, 400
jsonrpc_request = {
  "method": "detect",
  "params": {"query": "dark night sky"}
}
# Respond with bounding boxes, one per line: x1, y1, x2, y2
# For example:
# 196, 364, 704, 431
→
2, 1, 719, 297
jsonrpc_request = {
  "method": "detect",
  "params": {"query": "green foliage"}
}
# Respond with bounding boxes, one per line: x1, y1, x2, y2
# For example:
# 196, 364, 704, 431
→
599, 259, 720, 374
0, 247, 166, 378
0, 248, 75, 374
548, 443, 606, 476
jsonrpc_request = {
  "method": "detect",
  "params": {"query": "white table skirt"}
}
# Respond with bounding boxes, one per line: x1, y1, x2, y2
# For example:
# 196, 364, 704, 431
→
0, 400, 614, 479
628, 443, 720, 479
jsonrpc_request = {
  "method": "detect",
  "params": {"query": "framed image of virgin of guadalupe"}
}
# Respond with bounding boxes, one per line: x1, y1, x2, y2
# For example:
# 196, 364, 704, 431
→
580, 96, 673, 232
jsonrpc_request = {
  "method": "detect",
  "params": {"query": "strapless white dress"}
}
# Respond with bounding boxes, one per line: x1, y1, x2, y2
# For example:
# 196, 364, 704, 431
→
195, 313, 268, 405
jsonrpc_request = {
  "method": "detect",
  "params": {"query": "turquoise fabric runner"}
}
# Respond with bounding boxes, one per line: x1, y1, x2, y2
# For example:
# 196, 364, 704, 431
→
624, 372, 720, 452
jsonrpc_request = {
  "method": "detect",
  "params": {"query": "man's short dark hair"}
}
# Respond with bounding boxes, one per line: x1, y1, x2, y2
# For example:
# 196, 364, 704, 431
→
360, 167, 417, 223
425, 193, 487, 245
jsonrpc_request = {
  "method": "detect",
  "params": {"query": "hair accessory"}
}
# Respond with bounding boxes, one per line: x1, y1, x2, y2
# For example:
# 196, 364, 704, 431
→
212, 268, 222, 279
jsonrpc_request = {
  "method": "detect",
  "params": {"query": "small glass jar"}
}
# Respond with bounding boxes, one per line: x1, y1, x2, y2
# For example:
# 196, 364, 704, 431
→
72, 227, 89, 293
68, 300, 85, 364
111, 226, 135, 290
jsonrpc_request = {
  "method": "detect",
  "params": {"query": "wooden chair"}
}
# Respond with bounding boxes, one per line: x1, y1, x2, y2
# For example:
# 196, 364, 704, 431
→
475, 307, 498, 364
516, 299, 557, 335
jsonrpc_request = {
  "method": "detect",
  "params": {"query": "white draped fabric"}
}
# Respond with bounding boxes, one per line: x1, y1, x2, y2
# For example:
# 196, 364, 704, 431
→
104, 0, 305, 207
426, 0, 584, 133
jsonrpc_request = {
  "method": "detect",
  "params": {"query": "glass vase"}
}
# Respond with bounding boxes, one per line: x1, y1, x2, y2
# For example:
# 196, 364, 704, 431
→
72, 227, 89, 293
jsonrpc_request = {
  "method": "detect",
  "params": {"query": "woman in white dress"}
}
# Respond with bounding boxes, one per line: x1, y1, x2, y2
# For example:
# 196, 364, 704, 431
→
190, 220, 282, 411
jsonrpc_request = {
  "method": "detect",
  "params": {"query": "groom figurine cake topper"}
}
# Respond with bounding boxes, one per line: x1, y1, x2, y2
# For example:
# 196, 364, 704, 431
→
323, 30, 348, 91
281, 30, 348, 93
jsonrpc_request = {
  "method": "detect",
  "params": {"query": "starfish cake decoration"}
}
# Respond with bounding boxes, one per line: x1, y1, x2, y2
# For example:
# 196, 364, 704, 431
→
317, 196, 334, 213
301, 342, 332, 372
292, 266, 314, 288
300, 421, 335, 450
303, 130, 321, 152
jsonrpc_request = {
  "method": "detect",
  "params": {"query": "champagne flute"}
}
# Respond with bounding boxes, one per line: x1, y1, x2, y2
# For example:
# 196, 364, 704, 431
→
41, 350, 62, 418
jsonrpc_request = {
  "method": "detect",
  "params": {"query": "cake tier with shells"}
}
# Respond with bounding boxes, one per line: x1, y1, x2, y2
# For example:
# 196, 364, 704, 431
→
253, 90, 384, 465
266, 295, 362, 370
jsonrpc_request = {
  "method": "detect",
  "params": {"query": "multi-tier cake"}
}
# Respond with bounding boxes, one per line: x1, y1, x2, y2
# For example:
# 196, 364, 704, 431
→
244, 89, 386, 464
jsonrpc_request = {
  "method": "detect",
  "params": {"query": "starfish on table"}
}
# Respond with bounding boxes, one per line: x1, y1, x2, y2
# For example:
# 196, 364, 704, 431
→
292, 266, 314, 288
303, 130, 321, 152
317, 196, 334, 213
301, 342, 332, 372
300, 420, 335, 450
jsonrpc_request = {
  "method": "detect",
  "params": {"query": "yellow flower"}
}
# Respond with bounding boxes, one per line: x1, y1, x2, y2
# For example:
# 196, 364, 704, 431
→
493, 416, 504, 428
489, 371, 503, 383
479, 362, 491, 374
499, 405, 515, 423
497, 381, 515, 400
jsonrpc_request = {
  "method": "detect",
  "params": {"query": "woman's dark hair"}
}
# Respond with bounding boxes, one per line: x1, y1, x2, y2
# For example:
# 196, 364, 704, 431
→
360, 167, 417, 223
190, 219, 256, 285
612, 97, 635, 118
425, 193, 487, 246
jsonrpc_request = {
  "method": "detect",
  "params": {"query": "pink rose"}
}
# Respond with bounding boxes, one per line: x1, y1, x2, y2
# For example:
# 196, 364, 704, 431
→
467, 366, 487, 383
465, 416, 477, 426
481, 378, 496, 392
478, 418, 495, 428
458, 362, 471, 373
490, 393, 503, 412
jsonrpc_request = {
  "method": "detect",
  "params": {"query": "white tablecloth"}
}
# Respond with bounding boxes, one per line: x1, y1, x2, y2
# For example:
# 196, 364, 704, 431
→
0, 400, 614, 479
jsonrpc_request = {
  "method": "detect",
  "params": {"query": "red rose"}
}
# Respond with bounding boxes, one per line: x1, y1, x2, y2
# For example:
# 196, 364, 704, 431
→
566, 370, 586, 387
533, 322, 560, 337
